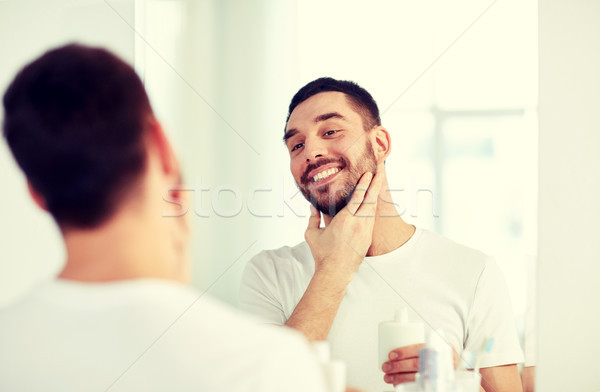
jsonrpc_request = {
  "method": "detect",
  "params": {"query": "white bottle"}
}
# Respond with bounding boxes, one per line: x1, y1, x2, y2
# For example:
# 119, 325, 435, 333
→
378, 308, 425, 368
312, 341, 346, 392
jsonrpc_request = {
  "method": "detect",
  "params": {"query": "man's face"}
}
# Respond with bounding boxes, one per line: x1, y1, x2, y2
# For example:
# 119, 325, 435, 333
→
284, 91, 377, 216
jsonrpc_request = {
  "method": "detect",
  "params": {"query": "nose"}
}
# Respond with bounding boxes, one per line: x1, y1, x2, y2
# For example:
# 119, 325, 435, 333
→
303, 137, 325, 163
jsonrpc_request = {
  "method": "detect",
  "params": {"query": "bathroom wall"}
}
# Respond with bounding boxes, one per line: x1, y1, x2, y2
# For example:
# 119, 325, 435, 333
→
538, 0, 600, 389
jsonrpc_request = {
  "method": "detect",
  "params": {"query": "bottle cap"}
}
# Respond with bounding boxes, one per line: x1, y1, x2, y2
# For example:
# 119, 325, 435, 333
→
395, 308, 409, 323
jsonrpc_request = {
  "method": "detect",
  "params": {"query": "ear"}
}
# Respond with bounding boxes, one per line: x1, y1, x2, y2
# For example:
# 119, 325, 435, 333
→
27, 181, 48, 211
147, 117, 187, 206
371, 126, 391, 163
147, 117, 179, 177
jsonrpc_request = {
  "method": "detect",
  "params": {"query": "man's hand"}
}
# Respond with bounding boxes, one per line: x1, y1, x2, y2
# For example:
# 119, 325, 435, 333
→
285, 171, 384, 341
382, 343, 459, 386
382, 343, 423, 385
305, 171, 384, 280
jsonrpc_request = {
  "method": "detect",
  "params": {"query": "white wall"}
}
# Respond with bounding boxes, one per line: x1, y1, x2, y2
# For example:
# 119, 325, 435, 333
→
538, 0, 600, 390
0, 0, 134, 306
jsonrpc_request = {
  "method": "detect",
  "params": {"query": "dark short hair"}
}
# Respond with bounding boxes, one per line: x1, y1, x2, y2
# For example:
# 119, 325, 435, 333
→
285, 77, 381, 131
3, 44, 152, 228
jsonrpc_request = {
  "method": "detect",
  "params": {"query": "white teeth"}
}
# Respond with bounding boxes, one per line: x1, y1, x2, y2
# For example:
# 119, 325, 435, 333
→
312, 168, 340, 182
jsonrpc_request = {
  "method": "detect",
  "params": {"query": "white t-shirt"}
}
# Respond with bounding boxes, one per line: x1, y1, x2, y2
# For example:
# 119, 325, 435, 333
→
0, 278, 327, 392
240, 227, 524, 392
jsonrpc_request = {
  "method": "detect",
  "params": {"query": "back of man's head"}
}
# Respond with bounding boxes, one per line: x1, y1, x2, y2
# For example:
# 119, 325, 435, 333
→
3, 44, 153, 229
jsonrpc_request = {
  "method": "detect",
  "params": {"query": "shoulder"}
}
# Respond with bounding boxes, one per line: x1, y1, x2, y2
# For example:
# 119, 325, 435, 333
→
417, 229, 491, 269
415, 232, 510, 300
136, 293, 326, 391
410, 229, 500, 289
245, 241, 314, 275
250, 241, 312, 263
240, 243, 314, 322
182, 297, 317, 363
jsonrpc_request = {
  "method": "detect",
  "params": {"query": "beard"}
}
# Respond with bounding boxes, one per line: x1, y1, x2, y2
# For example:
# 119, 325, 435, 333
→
297, 139, 377, 217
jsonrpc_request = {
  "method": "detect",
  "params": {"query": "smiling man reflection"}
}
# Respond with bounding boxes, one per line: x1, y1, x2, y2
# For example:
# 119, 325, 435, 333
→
240, 77, 524, 392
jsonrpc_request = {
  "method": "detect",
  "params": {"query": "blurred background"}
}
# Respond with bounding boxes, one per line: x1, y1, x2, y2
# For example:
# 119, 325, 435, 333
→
0, 0, 537, 359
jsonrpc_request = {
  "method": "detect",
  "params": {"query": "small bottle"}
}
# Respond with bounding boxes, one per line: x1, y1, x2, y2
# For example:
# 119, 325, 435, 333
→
312, 341, 346, 392
378, 308, 425, 368
418, 329, 456, 392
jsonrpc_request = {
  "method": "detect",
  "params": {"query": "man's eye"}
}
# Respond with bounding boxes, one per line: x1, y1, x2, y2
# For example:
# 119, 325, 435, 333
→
324, 130, 337, 136
291, 143, 304, 152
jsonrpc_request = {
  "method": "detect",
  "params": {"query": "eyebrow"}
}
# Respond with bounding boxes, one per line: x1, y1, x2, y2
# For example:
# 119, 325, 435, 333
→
283, 128, 299, 143
283, 112, 348, 142
314, 112, 346, 123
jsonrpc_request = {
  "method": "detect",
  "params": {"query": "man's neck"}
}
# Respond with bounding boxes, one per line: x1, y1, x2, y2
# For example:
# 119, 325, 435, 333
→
59, 210, 186, 284
322, 186, 415, 257
367, 214, 415, 256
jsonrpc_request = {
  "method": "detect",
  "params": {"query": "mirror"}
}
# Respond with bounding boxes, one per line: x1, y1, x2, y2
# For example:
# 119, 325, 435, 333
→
137, 0, 538, 350
0, 0, 538, 387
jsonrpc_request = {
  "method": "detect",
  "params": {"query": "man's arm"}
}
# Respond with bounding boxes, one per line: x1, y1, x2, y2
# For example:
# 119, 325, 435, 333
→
285, 171, 384, 341
521, 366, 535, 392
480, 364, 523, 392
284, 263, 352, 341
466, 260, 525, 391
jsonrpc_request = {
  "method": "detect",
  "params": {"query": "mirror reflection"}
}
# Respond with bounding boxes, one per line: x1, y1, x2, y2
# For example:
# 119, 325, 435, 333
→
0, 1, 538, 391
133, 1, 539, 390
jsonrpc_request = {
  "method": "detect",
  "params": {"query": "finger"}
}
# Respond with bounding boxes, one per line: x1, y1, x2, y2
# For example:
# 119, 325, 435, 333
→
382, 357, 419, 374
355, 171, 385, 217
452, 346, 459, 369
345, 172, 373, 216
388, 343, 424, 360
383, 372, 416, 386
307, 205, 321, 230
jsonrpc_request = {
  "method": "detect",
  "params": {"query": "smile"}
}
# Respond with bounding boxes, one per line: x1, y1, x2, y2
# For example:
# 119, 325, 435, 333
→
311, 167, 340, 183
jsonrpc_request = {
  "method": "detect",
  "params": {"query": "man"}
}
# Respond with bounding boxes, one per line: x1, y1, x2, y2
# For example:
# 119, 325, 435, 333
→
240, 77, 524, 392
0, 44, 329, 392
